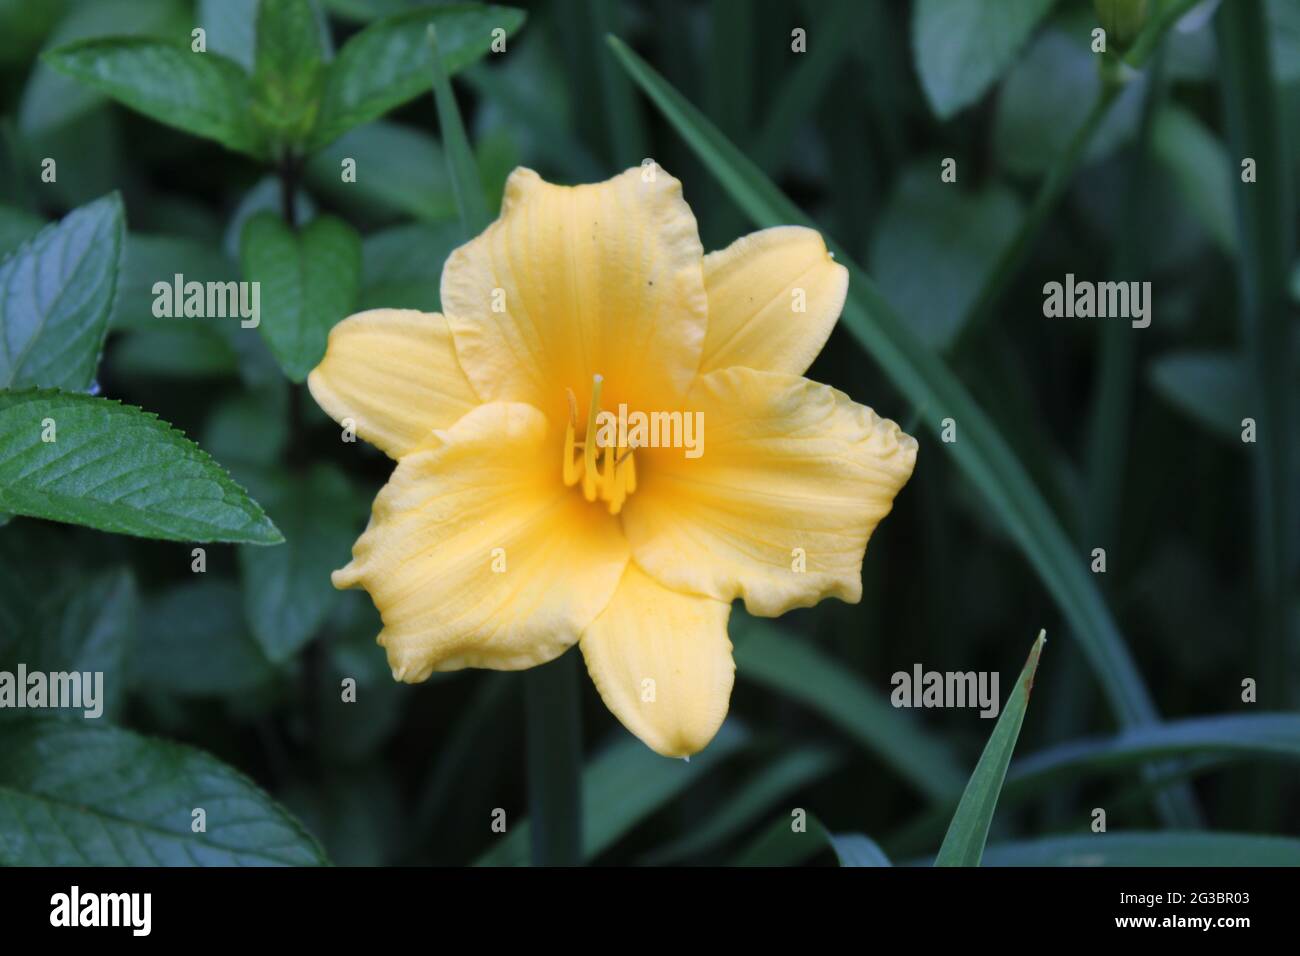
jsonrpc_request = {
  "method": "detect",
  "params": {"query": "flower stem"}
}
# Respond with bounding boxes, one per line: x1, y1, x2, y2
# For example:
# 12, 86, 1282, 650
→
524, 651, 584, 866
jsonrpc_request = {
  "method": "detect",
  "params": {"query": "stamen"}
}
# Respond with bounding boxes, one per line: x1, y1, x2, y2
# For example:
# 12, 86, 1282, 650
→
581, 375, 603, 502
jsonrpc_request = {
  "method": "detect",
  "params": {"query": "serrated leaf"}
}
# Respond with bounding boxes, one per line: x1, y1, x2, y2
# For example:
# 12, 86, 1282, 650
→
0, 568, 136, 721
0, 389, 281, 544
129, 580, 273, 697
252, 0, 327, 156
42, 38, 262, 157
912, 0, 1056, 120
936, 632, 1045, 867
307, 4, 526, 151
0, 718, 327, 865
19, 0, 191, 137
238, 464, 363, 663
0, 193, 124, 391
240, 212, 361, 382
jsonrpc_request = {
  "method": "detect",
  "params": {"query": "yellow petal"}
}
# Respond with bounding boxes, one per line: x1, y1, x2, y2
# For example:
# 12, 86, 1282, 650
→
624, 367, 916, 616
580, 563, 733, 758
441, 166, 708, 422
334, 402, 628, 678
698, 226, 848, 377
307, 308, 482, 458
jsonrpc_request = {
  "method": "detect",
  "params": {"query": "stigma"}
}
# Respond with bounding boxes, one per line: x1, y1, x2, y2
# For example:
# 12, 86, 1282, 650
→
562, 375, 637, 515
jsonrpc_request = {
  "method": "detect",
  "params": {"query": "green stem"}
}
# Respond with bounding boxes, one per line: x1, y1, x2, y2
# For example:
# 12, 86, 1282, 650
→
524, 651, 584, 866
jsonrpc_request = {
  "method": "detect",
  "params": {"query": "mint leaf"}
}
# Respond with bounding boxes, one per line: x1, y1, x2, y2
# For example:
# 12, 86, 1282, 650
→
240, 212, 361, 382
0, 389, 282, 544
0, 718, 327, 865
43, 37, 262, 157
307, 4, 526, 151
0, 194, 124, 391
252, 0, 327, 157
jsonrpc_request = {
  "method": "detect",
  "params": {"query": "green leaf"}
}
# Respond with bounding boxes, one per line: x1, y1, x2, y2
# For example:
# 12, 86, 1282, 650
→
111, 326, 242, 380
307, 4, 526, 152
476, 722, 749, 866
359, 221, 461, 312
0, 193, 124, 391
0, 389, 281, 543
1152, 105, 1237, 255
0, 204, 44, 258
238, 464, 363, 663
240, 212, 361, 382
936, 632, 1046, 867
43, 38, 261, 157
304, 121, 457, 222
977, 832, 1300, 867
1010, 712, 1300, 788
830, 833, 893, 867
733, 615, 965, 801
130, 579, 274, 697
607, 32, 1174, 769
643, 746, 843, 864
869, 164, 1023, 349
0, 718, 327, 865
427, 23, 490, 237
251, 0, 327, 156
731, 811, 832, 867
0, 568, 136, 722
993, 29, 1142, 178
20, 0, 191, 137
111, 232, 237, 331
912, 0, 1056, 120
198, 0, 258, 70
1148, 350, 1250, 441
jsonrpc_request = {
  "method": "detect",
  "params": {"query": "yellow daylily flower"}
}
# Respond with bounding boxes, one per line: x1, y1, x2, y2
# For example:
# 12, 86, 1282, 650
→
308, 165, 917, 758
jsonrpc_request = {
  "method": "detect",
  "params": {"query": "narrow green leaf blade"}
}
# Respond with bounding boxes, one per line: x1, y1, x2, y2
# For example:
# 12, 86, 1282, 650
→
0, 193, 124, 390
830, 833, 893, 867
935, 632, 1046, 867
240, 212, 361, 382
427, 23, 489, 238
0, 389, 282, 543
42, 38, 261, 157
977, 832, 1300, 867
0, 718, 327, 865
308, 4, 526, 151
